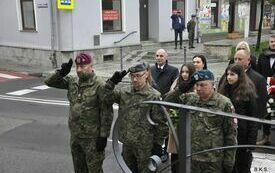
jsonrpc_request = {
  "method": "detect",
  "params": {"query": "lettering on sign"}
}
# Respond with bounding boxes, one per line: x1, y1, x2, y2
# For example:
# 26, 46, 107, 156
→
103, 10, 120, 21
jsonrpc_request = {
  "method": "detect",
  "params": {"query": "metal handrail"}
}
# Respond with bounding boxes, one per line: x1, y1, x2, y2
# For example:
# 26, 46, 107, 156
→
112, 100, 275, 173
114, 31, 137, 44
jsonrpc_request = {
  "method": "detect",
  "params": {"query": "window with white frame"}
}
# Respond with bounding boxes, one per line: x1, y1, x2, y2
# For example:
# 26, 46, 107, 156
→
20, 0, 36, 31
102, 0, 122, 32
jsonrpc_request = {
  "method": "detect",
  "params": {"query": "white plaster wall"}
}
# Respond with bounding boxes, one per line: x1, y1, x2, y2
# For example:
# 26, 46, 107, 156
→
0, 0, 52, 49
158, 0, 174, 42
148, 0, 159, 41
68, 0, 140, 50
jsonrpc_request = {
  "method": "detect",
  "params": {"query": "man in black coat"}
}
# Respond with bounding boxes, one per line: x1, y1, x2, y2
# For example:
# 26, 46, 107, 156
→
234, 50, 268, 136
151, 49, 179, 96
151, 48, 179, 162
256, 35, 275, 145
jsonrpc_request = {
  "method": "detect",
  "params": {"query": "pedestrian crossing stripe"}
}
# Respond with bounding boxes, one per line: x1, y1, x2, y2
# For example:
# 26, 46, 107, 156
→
6, 89, 37, 96
0, 73, 21, 79
32, 85, 50, 90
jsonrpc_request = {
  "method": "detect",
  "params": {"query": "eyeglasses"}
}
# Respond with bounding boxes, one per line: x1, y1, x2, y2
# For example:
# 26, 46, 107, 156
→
130, 72, 146, 79
156, 54, 164, 57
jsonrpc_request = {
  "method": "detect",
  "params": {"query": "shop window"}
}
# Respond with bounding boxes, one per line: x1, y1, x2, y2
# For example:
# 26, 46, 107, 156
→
172, 0, 185, 19
102, 0, 122, 32
20, 0, 36, 31
211, 0, 218, 27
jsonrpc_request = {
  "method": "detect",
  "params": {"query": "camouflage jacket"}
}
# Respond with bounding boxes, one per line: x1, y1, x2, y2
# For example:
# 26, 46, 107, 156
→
187, 20, 196, 33
165, 90, 237, 167
104, 81, 168, 149
44, 71, 113, 139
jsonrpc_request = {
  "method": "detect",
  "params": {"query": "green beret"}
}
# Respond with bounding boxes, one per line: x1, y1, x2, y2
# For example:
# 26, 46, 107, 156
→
192, 70, 214, 82
128, 63, 146, 73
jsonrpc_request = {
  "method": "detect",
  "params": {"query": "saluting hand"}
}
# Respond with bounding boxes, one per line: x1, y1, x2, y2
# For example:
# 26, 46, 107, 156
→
110, 70, 128, 84
59, 59, 73, 77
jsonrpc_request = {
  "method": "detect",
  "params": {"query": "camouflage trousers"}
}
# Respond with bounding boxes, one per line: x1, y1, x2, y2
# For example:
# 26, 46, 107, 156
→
191, 161, 222, 173
70, 137, 105, 173
122, 144, 152, 173
188, 32, 195, 47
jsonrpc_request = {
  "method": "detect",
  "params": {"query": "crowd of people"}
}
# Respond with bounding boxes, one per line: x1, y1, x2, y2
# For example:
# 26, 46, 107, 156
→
44, 35, 275, 173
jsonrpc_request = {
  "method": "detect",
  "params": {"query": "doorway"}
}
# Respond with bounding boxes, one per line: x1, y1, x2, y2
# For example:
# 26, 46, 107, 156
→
139, 0, 148, 41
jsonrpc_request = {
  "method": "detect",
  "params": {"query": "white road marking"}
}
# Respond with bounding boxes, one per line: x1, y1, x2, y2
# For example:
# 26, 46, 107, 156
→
0, 73, 21, 79
32, 85, 50, 90
6, 89, 37, 96
0, 94, 69, 106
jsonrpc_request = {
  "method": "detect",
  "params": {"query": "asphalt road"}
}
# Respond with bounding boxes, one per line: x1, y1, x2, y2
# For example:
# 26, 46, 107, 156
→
0, 73, 123, 173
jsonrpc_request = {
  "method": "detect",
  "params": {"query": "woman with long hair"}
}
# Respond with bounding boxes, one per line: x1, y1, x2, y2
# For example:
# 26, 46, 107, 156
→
167, 63, 196, 173
218, 64, 258, 173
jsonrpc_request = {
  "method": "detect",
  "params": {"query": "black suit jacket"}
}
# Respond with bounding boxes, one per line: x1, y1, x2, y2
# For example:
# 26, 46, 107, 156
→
257, 48, 275, 78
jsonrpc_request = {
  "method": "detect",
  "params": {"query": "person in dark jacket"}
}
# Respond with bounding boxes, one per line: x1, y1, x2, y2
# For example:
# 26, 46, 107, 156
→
151, 49, 179, 96
151, 48, 179, 162
218, 64, 258, 173
228, 41, 257, 71
234, 50, 268, 130
256, 35, 275, 145
171, 10, 185, 49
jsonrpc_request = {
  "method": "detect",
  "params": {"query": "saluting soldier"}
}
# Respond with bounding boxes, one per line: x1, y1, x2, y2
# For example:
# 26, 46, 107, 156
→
104, 63, 169, 173
44, 53, 113, 173
165, 69, 237, 173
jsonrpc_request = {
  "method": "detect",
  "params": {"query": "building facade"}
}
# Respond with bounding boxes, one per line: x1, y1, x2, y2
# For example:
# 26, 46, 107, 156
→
0, 0, 274, 68
0, 0, 197, 68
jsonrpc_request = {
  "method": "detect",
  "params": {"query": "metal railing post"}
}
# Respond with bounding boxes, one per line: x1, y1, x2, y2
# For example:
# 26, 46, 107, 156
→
184, 46, 187, 64
179, 108, 191, 173
114, 31, 137, 71
120, 46, 123, 71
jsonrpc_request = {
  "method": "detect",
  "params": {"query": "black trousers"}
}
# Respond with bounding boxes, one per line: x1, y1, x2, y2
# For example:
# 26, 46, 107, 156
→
171, 153, 179, 173
174, 29, 182, 48
232, 149, 253, 173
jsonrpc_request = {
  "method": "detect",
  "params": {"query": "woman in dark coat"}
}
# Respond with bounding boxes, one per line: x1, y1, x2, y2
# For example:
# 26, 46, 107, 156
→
218, 64, 258, 173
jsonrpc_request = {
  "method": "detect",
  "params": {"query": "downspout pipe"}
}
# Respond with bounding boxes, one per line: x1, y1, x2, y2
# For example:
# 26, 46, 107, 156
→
49, 0, 57, 68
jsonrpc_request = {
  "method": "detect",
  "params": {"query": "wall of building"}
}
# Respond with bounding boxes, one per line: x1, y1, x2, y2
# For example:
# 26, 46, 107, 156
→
148, 0, 159, 41
0, 0, 52, 49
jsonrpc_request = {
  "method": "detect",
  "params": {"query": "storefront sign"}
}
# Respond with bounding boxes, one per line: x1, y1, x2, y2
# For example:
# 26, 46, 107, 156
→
57, 0, 74, 10
103, 10, 120, 21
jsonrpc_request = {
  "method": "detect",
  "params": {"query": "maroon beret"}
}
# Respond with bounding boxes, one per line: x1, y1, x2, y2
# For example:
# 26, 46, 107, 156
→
75, 53, 92, 65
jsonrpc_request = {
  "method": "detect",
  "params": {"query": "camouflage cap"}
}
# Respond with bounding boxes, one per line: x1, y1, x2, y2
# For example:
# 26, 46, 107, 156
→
191, 14, 196, 17
128, 63, 146, 73
192, 69, 214, 82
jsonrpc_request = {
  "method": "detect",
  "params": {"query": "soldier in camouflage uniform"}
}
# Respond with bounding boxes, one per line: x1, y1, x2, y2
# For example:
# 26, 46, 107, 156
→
165, 69, 237, 173
44, 53, 113, 173
187, 14, 196, 49
104, 63, 169, 173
